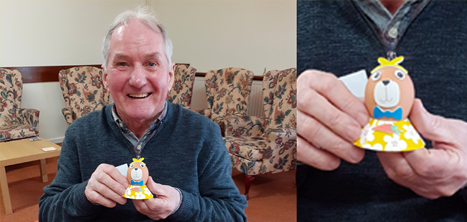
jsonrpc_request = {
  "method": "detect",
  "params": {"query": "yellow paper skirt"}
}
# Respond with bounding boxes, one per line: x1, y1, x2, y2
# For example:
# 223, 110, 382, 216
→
122, 185, 154, 199
354, 118, 425, 152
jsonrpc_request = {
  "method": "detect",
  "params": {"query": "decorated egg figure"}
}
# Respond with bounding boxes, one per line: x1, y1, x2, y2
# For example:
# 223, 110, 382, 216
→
354, 56, 425, 152
365, 57, 414, 121
122, 158, 153, 199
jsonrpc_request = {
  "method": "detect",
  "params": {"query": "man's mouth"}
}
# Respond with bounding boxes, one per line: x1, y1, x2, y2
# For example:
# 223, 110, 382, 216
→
128, 93, 151, 99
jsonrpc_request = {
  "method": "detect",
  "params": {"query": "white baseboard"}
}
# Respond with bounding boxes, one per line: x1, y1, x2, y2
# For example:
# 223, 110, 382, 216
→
47, 137, 64, 144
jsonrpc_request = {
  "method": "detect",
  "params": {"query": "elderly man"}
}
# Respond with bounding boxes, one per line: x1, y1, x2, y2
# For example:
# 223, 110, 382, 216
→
39, 7, 247, 222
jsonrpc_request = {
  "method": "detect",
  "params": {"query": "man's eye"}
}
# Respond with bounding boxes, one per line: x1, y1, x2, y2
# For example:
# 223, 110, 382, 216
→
118, 62, 126, 66
148, 62, 156, 67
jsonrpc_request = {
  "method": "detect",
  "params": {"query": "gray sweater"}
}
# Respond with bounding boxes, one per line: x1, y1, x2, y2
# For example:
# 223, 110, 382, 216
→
39, 102, 247, 221
298, 1, 467, 221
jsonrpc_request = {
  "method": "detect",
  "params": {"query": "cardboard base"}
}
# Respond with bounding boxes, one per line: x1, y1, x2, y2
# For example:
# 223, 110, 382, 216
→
123, 185, 154, 199
354, 118, 425, 152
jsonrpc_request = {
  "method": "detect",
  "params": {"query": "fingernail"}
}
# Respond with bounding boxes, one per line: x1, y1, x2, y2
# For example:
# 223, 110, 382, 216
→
357, 113, 369, 127
120, 199, 127, 205
350, 148, 363, 163
346, 124, 361, 141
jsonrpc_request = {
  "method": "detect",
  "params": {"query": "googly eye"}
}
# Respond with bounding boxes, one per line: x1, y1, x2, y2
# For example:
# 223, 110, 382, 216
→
371, 71, 381, 81
394, 70, 405, 80
140, 163, 145, 168
129, 164, 134, 168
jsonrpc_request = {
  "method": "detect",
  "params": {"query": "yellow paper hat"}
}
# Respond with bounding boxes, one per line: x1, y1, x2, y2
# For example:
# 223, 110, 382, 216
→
131, 158, 145, 165
371, 56, 408, 74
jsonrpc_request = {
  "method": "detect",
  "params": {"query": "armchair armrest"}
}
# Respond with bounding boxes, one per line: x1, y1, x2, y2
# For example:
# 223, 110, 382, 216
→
61, 107, 75, 126
193, 108, 212, 119
263, 128, 297, 174
16, 108, 40, 128
223, 116, 268, 138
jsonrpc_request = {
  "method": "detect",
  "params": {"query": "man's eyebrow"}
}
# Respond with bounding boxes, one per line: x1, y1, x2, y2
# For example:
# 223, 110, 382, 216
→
113, 53, 130, 60
113, 52, 164, 60
144, 53, 163, 59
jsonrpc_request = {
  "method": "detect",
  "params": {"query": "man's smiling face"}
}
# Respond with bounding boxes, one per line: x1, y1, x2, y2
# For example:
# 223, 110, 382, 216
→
103, 18, 174, 124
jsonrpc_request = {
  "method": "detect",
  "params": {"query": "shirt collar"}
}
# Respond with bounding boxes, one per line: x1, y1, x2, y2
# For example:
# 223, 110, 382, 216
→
111, 100, 168, 131
352, 0, 430, 52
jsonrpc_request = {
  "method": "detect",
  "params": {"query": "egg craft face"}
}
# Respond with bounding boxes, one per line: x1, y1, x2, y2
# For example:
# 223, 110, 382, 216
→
365, 56, 414, 121
122, 158, 154, 199
127, 158, 149, 186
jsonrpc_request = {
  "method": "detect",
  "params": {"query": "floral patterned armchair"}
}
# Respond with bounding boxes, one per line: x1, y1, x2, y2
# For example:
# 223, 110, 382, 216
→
59, 66, 110, 126
223, 68, 297, 199
167, 64, 197, 109
0, 68, 40, 142
194, 67, 254, 126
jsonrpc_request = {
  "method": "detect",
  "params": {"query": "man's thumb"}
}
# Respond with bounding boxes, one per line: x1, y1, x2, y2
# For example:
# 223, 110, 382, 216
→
147, 176, 162, 196
410, 99, 452, 144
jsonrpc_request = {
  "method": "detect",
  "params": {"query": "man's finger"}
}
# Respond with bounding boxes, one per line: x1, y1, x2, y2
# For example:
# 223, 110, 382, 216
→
91, 174, 126, 205
377, 152, 415, 187
297, 136, 341, 171
298, 86, 362, 142
101, 165, 129, 192
133, 198, 151, 211
91, 165, 128, 205
299, 71, 369, 127
146, 176, 163, 195
410, 99, 454, 144
403, 148, 459, 179
87, 189, 117, 208
298, 110, 364, 164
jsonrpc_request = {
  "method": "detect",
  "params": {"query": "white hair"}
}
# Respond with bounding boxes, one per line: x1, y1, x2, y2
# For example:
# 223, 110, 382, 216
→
101, 6, 173, 72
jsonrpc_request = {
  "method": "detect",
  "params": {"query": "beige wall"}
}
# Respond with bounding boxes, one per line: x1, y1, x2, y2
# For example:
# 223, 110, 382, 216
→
0, 0, 296, 142
151, 0, 296, 76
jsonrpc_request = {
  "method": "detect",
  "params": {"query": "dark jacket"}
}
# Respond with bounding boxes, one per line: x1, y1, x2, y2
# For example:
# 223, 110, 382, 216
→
39, 102, 247, 221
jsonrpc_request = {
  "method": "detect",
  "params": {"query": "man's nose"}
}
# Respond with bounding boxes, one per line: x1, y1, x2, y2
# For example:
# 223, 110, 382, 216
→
129, 66, 147, 88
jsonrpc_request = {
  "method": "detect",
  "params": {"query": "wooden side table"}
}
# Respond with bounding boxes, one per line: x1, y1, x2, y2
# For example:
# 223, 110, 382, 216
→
0, 138, 61, 214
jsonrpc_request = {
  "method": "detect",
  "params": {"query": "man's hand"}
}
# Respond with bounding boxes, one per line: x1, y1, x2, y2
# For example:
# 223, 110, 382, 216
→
133, 176, 181, 220
298, 70, 368, 170
84, 164, 128, 207
378, 99, 467, 199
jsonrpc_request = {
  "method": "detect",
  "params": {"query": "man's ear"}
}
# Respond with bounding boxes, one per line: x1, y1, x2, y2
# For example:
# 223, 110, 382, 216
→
102, 64, 109, 89
167, 63, 175, 93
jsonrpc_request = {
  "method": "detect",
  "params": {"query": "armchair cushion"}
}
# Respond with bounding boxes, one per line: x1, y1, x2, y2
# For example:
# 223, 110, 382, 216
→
167, 64, 197, 109
263, 128, 297, 173
193, 108, 212, 119
225, 136, 266, 161
224, 128, 296, 175
204, 68, 254, 120
0, 124, 38, 142
61, 107, 74, 126
223, 115, 268, 138
227, 144, 263, 176
0, 69, 22, 126
59, 66, 110, 125
17, 108, 40, 127
263, 68, 297, 129
0, 68, 40, 142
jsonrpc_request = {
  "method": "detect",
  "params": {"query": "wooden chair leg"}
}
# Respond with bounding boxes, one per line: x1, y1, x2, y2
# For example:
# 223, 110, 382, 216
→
243, 174, 255, 200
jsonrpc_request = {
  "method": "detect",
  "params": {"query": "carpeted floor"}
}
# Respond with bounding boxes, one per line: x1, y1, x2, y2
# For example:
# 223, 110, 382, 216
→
0, 157, 296, 222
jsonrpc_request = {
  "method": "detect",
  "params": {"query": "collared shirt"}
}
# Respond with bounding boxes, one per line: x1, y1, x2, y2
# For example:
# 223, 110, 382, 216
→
111, 100, 168, 158
353, 0, 430, 57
